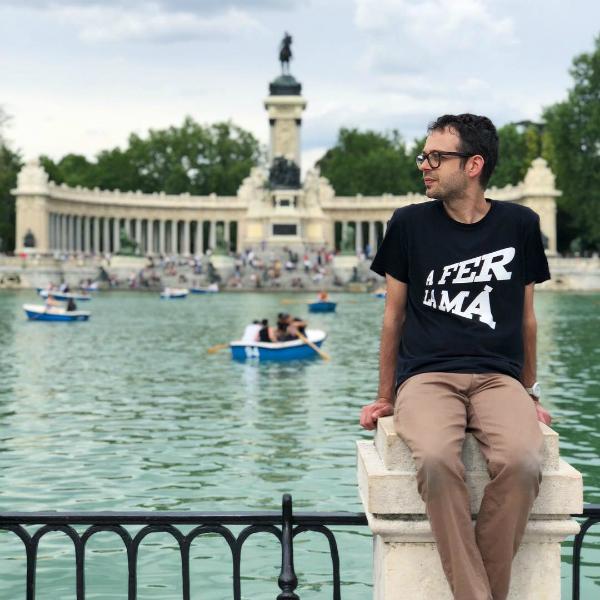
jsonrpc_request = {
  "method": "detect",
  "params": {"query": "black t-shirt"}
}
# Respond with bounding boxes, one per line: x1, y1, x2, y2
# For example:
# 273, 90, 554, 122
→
371, 199, 550, 386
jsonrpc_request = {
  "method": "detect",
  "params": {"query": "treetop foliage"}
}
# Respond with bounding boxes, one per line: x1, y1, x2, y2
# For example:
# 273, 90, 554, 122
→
41, 117, 264, 196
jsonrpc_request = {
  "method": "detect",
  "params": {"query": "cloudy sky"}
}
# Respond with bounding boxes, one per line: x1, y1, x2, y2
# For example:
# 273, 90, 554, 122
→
1, 0, 599, 172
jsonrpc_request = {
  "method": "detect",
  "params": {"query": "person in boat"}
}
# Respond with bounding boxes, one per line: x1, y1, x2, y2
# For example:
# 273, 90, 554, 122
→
276, 313, 307, 341
318, 290, 329, 302
258, 319, 276, 343
66, 297, 77, 312
44, 294, 59, 311
360, 113, 552, 600
241, 320, 262, 343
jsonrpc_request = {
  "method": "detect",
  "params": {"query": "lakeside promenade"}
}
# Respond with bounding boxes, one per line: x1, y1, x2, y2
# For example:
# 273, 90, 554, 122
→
1, 252, 599, 293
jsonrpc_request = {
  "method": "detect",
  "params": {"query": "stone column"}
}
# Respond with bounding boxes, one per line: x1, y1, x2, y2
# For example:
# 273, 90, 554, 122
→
113, 218, 121, 254
209, 220, 217, 251
195, 220, 204, 255
134, 218, 142, 254
159, 220, 166, 255
357, 417, 583, 600
93, 217, 100, 255
60, 215, 68, 252
83, 217, 90, 254
49, 214, 55, 251
355, 221, 363, 254
147, 219, 154, 255
183, 220, 190, 255
103, 217, 111, 254
171, 220, 178, 254
368, 221, 375, 252
75, 216, 81, 253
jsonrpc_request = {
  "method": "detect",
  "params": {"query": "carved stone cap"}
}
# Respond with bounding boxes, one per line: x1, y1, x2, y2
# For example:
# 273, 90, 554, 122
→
16, 159, 50, 194
523, 157, 561, 197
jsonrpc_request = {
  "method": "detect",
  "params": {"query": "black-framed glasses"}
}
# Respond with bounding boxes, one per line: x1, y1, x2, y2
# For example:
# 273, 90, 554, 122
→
416, 150, 472, 169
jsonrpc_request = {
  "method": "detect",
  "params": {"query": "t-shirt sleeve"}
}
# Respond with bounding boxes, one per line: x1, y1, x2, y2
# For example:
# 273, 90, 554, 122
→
370, 208, 409, 283
524, 213, 551, 284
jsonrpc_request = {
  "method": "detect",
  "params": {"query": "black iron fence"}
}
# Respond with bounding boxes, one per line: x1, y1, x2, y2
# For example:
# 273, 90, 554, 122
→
0, 495, 597, 600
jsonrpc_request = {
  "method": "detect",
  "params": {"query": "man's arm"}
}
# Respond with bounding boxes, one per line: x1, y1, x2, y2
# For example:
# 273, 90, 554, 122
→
360, 275, 407, 430
521, 283, 552, 426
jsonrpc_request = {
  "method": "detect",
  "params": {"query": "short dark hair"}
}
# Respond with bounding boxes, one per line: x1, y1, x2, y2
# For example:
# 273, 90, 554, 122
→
428, 114, 498, 188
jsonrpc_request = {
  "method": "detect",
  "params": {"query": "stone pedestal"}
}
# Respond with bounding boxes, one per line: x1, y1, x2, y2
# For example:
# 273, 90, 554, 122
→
357, 417, 583, 599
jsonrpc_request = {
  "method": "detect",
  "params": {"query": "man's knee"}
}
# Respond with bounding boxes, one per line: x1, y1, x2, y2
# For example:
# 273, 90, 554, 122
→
489, 446, 542, 485
417, 446, 465, 498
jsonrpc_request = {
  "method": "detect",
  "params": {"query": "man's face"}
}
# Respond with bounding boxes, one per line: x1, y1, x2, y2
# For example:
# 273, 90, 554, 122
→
419, 127, 469, 202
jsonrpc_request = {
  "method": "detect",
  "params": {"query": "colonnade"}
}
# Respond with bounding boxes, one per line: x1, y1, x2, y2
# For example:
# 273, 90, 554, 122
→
333, 220, 387, 254
48, 214, 238, 256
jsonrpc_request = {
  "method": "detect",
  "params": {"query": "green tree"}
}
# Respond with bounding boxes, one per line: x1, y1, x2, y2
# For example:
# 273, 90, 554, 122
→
42, 117, 263, 196
317, 128, 421, 195
0, 108, 22, 252
543, 35, 600, 252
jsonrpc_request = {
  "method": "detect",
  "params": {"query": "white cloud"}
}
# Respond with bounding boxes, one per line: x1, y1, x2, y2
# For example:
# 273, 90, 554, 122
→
51, 3, 262, 43
354, 0, 516, 74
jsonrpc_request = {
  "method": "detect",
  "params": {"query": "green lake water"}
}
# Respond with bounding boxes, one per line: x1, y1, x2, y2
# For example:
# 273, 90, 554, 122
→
0, 290, 598, 599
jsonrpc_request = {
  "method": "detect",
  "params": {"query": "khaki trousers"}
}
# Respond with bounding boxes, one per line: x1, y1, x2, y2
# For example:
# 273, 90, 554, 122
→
394, 372, 544, 600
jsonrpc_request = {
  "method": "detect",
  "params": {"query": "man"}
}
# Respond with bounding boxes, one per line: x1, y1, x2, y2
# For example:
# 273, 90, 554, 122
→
360, 114, 552, 600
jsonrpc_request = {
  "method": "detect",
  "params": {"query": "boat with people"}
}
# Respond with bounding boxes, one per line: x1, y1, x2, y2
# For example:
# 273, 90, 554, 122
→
308, 301, 336, 313
38, 290, 92, 302
230, 328, 327, 361
190, 283, 219, 294
373, 287, 387, 298
160, 287, 189, 299
23, 304, 91, 322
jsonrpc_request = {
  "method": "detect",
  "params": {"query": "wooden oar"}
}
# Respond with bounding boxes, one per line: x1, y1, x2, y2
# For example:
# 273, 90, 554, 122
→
296, 331, 330, 361
207, 343, 229, 354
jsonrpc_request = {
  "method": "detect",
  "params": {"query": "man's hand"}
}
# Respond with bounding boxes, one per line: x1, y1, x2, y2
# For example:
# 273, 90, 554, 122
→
534, 402, 552, 426
360, 399, 394, 431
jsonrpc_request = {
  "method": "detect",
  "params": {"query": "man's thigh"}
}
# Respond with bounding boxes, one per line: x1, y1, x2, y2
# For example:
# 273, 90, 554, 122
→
394, 372, 471, 463
467, 374, 543, 469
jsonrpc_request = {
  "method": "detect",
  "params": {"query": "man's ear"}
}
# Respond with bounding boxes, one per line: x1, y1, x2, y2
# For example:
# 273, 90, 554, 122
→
467, 155, 485, 180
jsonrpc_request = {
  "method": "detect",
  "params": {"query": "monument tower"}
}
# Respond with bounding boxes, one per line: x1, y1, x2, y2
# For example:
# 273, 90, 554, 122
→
243, 32, 327, 249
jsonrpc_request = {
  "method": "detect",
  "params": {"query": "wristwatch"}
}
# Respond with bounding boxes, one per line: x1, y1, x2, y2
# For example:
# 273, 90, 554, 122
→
524, 382, 541, 400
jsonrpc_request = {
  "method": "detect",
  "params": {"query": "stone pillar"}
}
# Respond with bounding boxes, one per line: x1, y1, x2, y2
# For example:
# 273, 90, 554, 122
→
147, 219, 154, 255
113, 218, 121, 254
183, 220, 190, 255
355, 221, 363, 254
93, 217, 100, 255
83, 216, 90, 254
209, 220, 217, 251
103, 217, 111, 254
159, 220, 166, 255
75, 216, 81, 253
357, 417, 583, 600
61, 215, 68, 252
195, 220, 204, 255
171, 220, 178, 254
134, 218, 141, 254
368, 221, 375, 253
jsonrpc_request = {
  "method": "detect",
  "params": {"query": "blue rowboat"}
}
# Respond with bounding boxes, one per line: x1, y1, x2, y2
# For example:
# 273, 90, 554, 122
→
39, 290, 92, 302
23, 304, 90, 322
308, 301, 336, 313
190, 285, 219, 294
230, 329, 327, 361
160, 288, 189, 299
